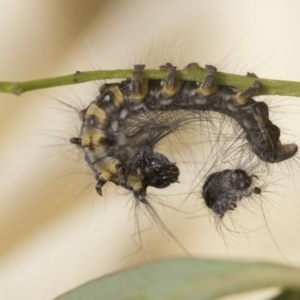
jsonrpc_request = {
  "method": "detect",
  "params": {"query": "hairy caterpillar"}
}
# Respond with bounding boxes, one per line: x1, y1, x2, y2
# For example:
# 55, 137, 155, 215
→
63, 62, 300, 258
70, 63, 297, 206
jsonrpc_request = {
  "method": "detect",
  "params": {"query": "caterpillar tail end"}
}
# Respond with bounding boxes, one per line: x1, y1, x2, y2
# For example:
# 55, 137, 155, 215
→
275, 143, 298, 162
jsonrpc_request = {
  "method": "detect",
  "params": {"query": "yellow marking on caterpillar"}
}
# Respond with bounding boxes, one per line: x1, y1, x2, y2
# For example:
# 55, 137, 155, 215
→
81, 128, 105, 148
197, 84, 216, 97
85, 103, 107, 123
161, 81, 182, 98
234, 91, 248, 105
132, 79, 148, 102
81, 103, 109, 157
95, 157, 120, 182
127, 173, 144, 191
104, 85, 124, 106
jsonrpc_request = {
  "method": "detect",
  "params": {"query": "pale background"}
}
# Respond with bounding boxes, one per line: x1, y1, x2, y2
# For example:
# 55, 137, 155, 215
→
1, 1, 300, 299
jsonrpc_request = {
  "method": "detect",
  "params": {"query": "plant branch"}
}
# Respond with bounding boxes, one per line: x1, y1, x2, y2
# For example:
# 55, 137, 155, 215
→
0, 68, 300, 97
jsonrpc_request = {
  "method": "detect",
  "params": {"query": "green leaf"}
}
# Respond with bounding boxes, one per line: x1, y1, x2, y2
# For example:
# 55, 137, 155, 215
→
270, 289, 300, 300
55, 258, 300, 300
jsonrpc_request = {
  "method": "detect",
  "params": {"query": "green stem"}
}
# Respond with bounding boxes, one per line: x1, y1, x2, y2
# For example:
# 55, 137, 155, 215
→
0, 68, 300, 97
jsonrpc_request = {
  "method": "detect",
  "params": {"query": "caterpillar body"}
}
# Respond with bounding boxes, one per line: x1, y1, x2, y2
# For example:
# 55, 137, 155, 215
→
70, 63, 297, 209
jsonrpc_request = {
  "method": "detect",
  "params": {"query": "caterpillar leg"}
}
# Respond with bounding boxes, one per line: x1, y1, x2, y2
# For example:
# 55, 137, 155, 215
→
131, 64, 148, 101
235, 80, 261, 105
95, 178, 106, 196
159, 63, 179, 97
199, 64, 217, 96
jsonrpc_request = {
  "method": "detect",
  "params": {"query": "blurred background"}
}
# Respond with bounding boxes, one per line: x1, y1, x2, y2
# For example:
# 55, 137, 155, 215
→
1, 1, 300, 299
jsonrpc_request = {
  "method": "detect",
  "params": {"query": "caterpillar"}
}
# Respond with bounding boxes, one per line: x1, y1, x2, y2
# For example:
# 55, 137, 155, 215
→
69, 63, 298, 208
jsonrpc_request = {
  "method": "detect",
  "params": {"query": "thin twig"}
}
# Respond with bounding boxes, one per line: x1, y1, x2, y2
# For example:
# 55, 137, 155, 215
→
0, 68, 300, 96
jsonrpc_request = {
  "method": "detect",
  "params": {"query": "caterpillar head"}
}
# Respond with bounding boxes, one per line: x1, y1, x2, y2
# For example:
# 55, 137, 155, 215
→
124, 147, 179, 201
